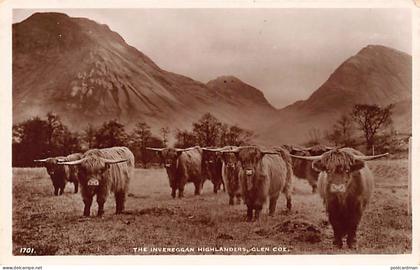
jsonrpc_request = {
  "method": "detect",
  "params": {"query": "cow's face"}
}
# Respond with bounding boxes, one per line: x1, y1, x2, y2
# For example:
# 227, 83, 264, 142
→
313, 151, 365, 194
44, 159, 61, 177
222, 152, 238, 169
237, 148, 265, 191
77, 158, 109, 189
160, 149, 181, 170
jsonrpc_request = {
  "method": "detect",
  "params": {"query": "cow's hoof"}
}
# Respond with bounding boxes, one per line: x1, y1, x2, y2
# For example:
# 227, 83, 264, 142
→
347, 240, 357, 249
333, 240, 343, 249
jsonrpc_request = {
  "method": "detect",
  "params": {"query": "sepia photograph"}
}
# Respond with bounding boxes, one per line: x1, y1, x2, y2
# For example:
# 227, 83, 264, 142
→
0, 0, 417, 265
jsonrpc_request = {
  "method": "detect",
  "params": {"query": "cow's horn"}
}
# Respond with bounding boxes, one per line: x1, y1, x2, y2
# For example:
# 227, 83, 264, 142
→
221, 149, 239, 153
202, 148, 223, 152
146, 147, 165, 152
261, 151, 280, 155
354, 153, 389, 161
57, 158, 87, 165
34, 158, 50, 162
175, 146, 199, 152
102, 158, 129, 165
289, 154, 322, 161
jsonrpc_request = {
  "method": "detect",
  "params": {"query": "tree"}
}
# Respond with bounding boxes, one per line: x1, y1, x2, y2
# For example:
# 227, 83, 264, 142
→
192, 113, 222, 147
352, 104, 393, 153
175, 129, 197, 148
160, 127, 170, 147
220, 124, 253, 146
305, 128, 323, 146
326, 114, 355, 146
12, 114, 81, 166
130, 122, 153, 165
94, 119, 128, 148
82, 124, 97, 150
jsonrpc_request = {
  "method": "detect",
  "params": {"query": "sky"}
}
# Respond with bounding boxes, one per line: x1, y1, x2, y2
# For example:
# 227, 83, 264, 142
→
13, 8, 411, 108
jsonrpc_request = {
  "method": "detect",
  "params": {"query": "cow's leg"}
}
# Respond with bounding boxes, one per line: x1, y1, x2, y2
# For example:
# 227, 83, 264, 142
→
83, 196, 93, 217
74, 181, 79, 194
254, 205, 262, 221
59, 182, 65, 195
213, 183, 218, 194
269, 195, 279, 216
286, 193, 292, 211
246, 206, 253, 222
347, 208, 362, 249
115, 191, 126, 214
171, 188, 176, 198
311, 184, 317, 194
236, 195, 242, 205
97, 194, 106, 217
178, 187, 184, 198
194, 181, 201, 196
53, 185, 59, 196
329, 216, 344, 248
229, 195, 234, 205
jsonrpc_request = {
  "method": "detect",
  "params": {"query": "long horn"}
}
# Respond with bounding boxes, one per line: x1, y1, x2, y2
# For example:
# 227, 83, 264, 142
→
289, 154, 322, 161
57, 158, 87, 165
261, 151, 280, 155
34, 158, 50, 162
101, 158, 129, 165
354, 153, 389, 161
146, 147, 165, 152
202, 148, 224, 152
175, 146, 199, 152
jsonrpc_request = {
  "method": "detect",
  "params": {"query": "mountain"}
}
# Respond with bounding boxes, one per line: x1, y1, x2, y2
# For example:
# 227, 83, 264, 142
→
12, 12, 274, 132
259, 45, 412, 144
13, 13, 411, 145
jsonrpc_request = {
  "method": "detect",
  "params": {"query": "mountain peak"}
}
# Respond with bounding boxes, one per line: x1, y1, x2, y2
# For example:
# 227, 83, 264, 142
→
207, 75, 275, 110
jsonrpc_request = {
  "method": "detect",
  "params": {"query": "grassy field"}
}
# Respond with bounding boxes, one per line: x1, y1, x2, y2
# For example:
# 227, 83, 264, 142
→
12, 159, 411, 255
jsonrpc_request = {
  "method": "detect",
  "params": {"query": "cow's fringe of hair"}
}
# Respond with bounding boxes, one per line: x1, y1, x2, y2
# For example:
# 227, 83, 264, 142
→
83, 147, 134, 193
319, 150, 356, 171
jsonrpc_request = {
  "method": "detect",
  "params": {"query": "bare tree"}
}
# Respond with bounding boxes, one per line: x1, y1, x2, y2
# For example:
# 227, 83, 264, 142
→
352, 104, 393, 153
326, 114, 355, 146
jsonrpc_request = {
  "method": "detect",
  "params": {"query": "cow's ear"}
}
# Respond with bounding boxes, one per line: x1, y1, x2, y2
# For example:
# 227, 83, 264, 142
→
312, 160, 325, 172
350, 160, 365, 172
176, 151, 183, 158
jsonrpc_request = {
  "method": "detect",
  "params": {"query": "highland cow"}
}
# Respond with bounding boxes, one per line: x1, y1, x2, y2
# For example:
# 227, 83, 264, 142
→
58, 147, 134, 216
282, 144, 334, 193
34, 152, 83, 195
290, 148, 388, 248
202, 148, 225, 193
224, 146, 293, 221
147, 146, 204, 198
221, 149, 241, 205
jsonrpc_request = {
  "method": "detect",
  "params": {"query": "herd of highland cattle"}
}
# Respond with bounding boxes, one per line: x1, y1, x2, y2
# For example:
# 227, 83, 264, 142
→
33, 144, 388, 249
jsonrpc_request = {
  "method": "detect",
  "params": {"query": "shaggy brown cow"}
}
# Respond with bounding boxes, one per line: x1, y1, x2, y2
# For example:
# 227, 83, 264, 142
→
221, 149, 241, 205
290, 148, 388, 248
225, 146, 293, 221
282, 144, 334, 193
202, 148, 225, 193
58, 147, 134, 217
147, 146, 204, 198
34, 153, 83, 195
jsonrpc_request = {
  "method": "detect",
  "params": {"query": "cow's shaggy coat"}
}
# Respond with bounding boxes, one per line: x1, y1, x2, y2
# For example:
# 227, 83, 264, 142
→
202, 150, 224, 193
315, 148, 374, 248
222, 152, 241, 205
237, 147, 293, 221
40, 153, 83, 195
76, 147, 134, 216
282, 145, 332, 193
160, 147, 204, 198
